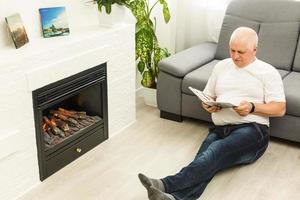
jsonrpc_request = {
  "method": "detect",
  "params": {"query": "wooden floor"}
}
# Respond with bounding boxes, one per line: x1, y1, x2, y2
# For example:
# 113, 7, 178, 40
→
19, 98, 300, 200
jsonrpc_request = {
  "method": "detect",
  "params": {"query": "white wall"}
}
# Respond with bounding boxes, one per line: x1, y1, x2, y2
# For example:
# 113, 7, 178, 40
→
151, 0, 177, 54
155, 0, 230, 53
174, 0, 208, 52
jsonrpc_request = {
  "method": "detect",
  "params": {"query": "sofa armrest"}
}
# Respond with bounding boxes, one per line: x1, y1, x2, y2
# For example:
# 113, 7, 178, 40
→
158, 42, 217, 77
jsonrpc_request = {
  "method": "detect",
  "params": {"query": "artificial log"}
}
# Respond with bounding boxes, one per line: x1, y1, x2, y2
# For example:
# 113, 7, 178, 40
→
69, 126, 80, 133
58, 108, 87, 119
43, 131, 54, 145
78, 119, 91, 126
50, 111, 78, 125
43, 116, 65, 138
43, 124, 53, 137
50, 117, 70, 132
43, 108, 102, 149
43, 124, 62, 146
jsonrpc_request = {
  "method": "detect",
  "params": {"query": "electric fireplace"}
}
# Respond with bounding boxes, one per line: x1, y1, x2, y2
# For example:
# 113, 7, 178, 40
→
32, 63, 108, 180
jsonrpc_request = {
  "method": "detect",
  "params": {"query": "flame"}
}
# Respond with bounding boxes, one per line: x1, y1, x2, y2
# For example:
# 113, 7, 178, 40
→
50, 118, 57, 126
42, 123, 47, 131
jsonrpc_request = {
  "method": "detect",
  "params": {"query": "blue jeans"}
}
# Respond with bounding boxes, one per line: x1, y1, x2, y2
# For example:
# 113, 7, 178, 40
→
161, 123, 269, 200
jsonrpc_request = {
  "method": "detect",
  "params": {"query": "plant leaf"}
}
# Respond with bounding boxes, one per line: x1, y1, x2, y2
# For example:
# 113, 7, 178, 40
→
136, 28, 154, 63
96, 0, 114, 14
105, 3, 112, 14
114, 0, 125, 5
137, 61, 145, 74
141, 70, 154, 88
129, 0, 146, 20
158, 0, 171, 23
97, 1, 103, 12
153, 47, 170, 77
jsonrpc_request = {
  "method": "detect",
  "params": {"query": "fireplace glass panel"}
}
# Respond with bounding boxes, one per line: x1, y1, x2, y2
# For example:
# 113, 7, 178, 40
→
42, 83, 103, 151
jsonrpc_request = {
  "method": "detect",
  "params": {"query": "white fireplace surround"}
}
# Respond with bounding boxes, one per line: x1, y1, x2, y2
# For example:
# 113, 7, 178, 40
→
0, 24, 135, 200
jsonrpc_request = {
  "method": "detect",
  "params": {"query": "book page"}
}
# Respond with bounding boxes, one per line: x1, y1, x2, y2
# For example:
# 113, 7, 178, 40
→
188, 86, 236, 108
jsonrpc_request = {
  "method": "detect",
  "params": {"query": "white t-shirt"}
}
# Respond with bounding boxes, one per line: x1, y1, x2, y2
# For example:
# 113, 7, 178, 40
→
203, 58, 286, 126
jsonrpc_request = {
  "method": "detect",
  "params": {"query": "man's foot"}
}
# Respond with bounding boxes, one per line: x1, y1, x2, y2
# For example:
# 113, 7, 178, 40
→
138, 173, 165, 192
148, 186, 176, 200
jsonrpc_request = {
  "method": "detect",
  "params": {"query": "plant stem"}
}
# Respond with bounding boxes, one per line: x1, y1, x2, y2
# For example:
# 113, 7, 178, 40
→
146, 0, 150, 15
153, 17, 157, 77
149, 0, 159, 15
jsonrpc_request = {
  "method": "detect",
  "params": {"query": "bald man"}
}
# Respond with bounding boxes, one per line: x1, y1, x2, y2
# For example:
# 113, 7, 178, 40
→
138, 27, 286, 200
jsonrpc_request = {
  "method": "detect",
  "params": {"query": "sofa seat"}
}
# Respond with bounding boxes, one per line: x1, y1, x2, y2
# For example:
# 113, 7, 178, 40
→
277, 69, 290, 78
182, 60, 220, 95
282, 72, 300, 117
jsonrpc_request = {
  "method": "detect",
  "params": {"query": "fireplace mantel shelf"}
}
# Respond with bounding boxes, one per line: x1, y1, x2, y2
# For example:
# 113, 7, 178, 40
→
0, 24, 132, 76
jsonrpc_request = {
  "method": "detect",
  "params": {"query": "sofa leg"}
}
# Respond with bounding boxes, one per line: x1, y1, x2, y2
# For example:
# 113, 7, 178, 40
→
160, 111, 183, 122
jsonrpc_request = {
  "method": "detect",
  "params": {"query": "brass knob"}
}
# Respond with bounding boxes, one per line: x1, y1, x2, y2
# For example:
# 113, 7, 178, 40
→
76, 148, 82, 153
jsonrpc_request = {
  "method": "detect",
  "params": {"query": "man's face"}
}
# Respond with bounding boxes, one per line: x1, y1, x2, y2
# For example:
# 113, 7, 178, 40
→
229, 41, 256, 67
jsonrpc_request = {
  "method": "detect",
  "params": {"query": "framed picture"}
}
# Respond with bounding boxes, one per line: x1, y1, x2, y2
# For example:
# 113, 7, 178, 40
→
39, 6, 70, 38
5, 13, 29, 49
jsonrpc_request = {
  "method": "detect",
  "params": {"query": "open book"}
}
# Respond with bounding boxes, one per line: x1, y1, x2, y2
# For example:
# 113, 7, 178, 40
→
188, 86, 236, 108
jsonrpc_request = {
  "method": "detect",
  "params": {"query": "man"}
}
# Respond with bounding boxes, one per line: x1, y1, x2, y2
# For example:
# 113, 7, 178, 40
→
138, 27, 286, 200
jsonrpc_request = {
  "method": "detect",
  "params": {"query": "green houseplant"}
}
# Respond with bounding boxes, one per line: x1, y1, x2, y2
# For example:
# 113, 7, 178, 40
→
94, 0, 171, 88
126, 0, 171, 88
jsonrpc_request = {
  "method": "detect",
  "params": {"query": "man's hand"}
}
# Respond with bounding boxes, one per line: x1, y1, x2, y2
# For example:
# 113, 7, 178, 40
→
202, 102, 221, 113
234, 100, 252, 116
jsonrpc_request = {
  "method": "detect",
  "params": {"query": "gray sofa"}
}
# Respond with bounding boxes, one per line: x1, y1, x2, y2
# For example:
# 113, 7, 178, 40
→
157, 0, 300, 143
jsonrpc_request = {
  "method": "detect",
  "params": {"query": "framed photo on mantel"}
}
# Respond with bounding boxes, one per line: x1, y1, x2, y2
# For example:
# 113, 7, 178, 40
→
5, 13, 29, 49
39, 6, 70, 38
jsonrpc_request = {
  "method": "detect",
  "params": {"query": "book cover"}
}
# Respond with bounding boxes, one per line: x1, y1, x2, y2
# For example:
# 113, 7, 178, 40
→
5, 13, 29, 49
39, 6, 70, 38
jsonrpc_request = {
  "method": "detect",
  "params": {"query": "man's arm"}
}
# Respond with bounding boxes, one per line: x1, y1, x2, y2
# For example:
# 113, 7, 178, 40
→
234, 101, 286, 117
253, 101, 286, 117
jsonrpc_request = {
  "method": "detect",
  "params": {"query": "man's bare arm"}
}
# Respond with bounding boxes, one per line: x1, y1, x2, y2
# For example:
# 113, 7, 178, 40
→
253, 101, 286, 117
234, 101, 286, 117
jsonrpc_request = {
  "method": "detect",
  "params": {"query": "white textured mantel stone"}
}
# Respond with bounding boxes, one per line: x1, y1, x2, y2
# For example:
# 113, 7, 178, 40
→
0, 25, 135, 200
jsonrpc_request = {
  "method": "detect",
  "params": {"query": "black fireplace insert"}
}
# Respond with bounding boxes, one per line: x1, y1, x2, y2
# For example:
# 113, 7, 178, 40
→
33, 63, 108, 180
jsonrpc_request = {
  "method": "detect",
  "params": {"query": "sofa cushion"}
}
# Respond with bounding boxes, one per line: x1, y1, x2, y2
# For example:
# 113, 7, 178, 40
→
182, 60, 220, 95
292, 35, 300, 72
282, 72, 300, 116
226, 0, 300, 23
277, 69, 290, 79
257, 22, 300, 71
159, 42, 217, 77
215, 15, 260, 60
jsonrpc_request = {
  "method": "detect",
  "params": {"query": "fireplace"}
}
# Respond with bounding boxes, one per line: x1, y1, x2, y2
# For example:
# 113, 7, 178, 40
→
32, 63, 108, 180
